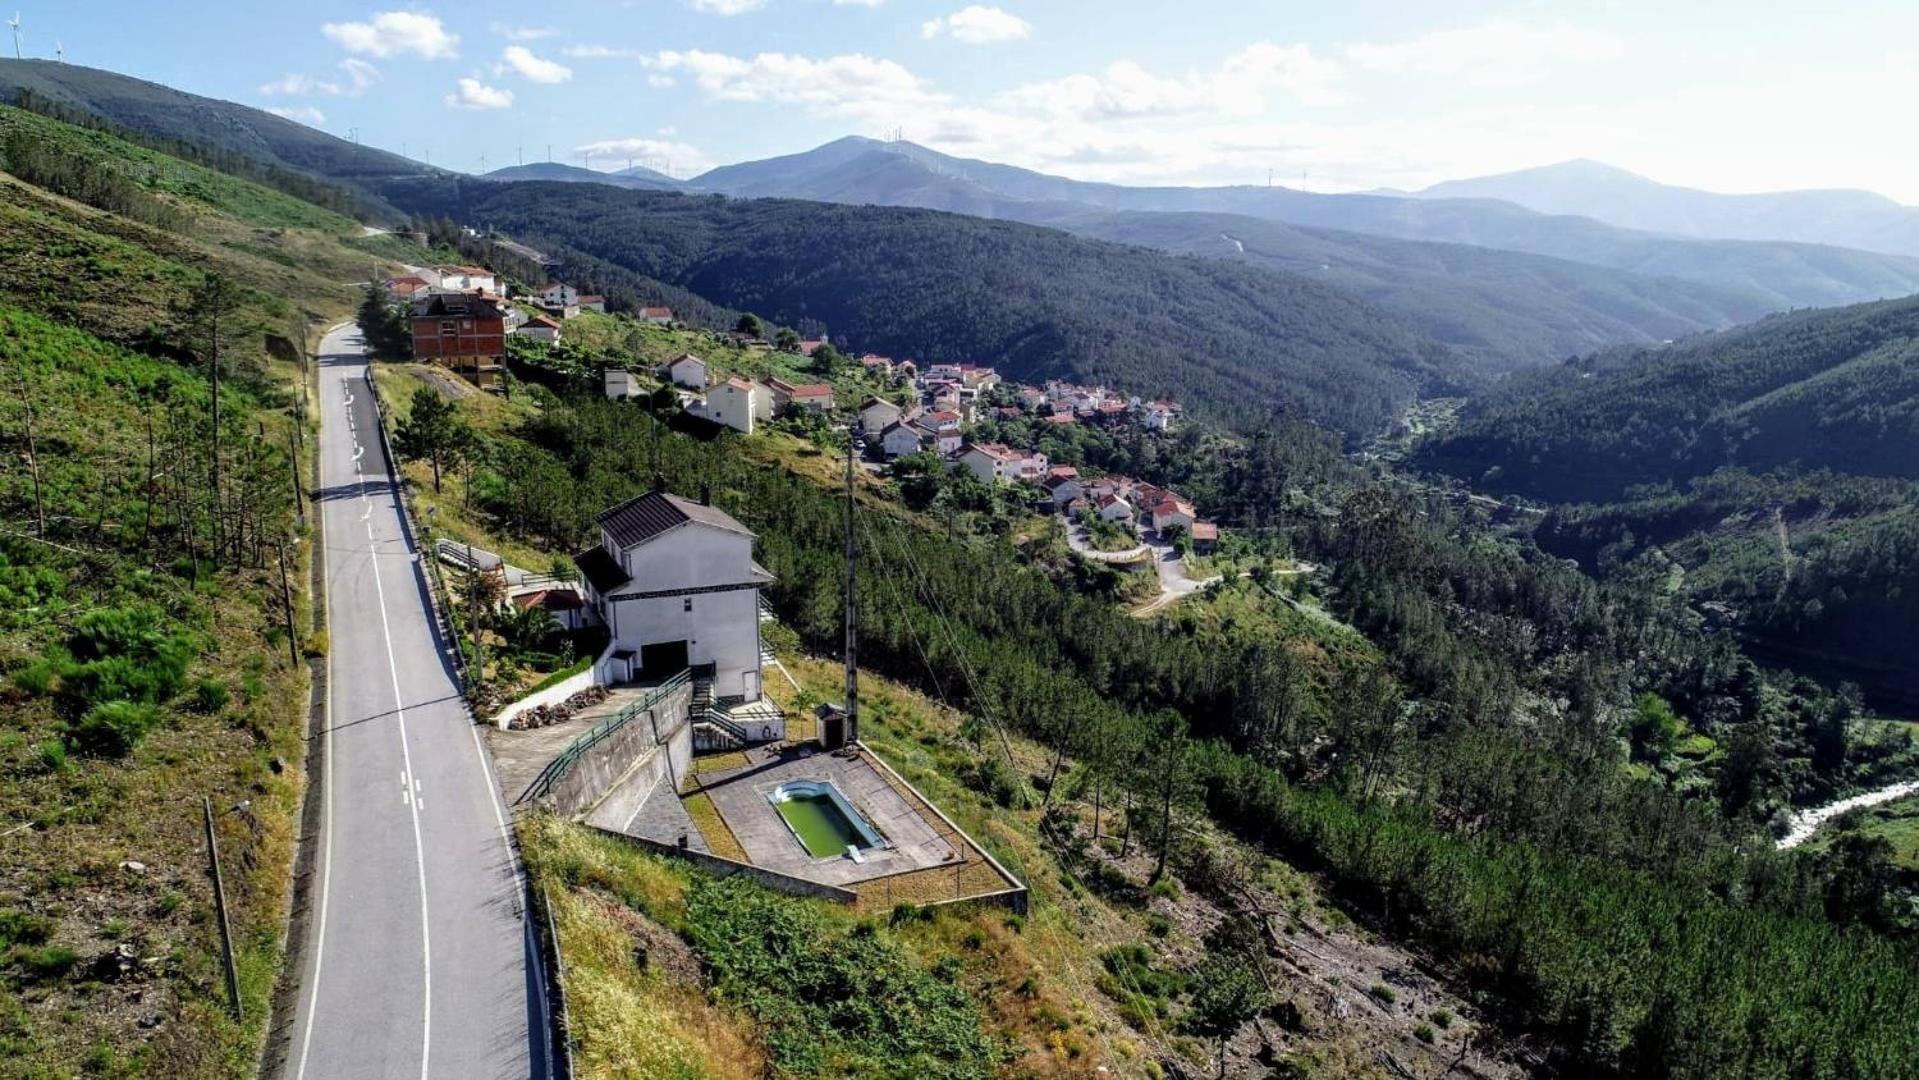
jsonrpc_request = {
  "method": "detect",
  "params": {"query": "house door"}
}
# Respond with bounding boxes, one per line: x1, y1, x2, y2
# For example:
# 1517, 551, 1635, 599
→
640, 640, 689, 679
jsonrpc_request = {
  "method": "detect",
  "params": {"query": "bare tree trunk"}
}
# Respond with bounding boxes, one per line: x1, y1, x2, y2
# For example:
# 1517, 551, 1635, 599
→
141, 408, 157, 556
15, 375, 45, 538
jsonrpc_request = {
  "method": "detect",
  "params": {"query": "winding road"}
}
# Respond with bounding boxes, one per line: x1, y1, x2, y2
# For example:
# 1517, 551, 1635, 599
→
285, 324, 547, 1079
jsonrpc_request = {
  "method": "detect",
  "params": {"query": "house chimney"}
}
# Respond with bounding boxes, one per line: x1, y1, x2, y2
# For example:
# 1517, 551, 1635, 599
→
699, 483, 711, 506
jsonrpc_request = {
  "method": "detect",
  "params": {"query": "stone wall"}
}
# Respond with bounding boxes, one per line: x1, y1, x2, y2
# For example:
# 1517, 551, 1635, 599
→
586, 825, 859, 904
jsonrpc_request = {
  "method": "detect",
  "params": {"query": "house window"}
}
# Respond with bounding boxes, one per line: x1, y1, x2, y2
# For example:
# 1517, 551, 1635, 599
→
683, 597, 693, 612
440, 321, 457, 336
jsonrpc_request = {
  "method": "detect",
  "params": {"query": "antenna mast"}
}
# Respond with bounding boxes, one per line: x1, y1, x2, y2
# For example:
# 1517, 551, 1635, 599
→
843, 432, 859, 746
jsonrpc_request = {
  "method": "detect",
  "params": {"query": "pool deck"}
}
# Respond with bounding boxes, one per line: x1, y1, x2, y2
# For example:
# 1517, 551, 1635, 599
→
629, 742, 961, 887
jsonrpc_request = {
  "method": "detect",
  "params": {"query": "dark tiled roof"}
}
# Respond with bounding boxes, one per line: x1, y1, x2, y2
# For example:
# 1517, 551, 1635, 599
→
595, 490, 753, 552
573, 546, 628, 594
409, 292, 504, 320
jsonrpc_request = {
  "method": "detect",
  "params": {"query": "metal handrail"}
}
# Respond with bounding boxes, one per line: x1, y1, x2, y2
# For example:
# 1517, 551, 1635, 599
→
517, 669, 691, 804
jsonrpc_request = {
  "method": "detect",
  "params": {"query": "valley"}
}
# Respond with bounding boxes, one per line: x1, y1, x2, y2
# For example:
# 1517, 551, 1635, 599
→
1, 34, 1918, 1080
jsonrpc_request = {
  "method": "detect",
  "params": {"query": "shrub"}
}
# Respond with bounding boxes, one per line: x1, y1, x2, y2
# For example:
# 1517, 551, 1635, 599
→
1368, 983, 1397, 1005
1430, 1008, 1453, 1029
191, 677, 230, 714
1415, 1023, 1436, 1043
67, 700, 163, 756
7, 945, 77, 981
1145, 913, 1173, 938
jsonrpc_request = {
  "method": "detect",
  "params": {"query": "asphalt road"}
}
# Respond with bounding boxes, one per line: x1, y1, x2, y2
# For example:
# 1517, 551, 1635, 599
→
287, 325, 546, 1079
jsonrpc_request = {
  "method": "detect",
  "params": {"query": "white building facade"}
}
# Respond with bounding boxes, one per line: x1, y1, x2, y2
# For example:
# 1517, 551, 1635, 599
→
575, 490, 772, 701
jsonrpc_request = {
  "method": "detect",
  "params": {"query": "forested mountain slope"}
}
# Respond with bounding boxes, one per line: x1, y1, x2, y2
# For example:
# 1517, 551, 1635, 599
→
381, 177, 1465, 434
693, 137, 1919, 310
1417, 293, 1919, 502
0, 59, 430, 184
1418, 158, 1919, 258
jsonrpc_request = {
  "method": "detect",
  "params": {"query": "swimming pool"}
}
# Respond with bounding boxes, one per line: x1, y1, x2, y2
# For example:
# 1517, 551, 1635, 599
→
767, 780, 883, 859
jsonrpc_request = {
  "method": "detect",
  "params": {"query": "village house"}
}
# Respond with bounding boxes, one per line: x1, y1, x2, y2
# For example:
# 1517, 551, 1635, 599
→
1148, 497, 1197, 535
924, 410, 965, 456
1095, 492, 1136, 525
434, 265, 497, 294
1143, 401, 1179, 433
880, 419, 931, 459
573, 488, 773, 699
1043, 472, 1084, 508
514, 313, 563, 345
638, 306, 674, 325
689, 376, 769, 434
894, 359, 919, 381
577, 294, 606, 314
956, 442, 1050, 485
511, 587, 588, 632
383, 275, 432, 302
766, 377, 835, 415
666, 353, 709, 389
858, 354, 895, 379
1189, 521, 1219, 555
603, 368, 643, 400
538, 282, 579, 309
857, 396, 903, 437
958, 364, 999, 390
1017, 386, 1047, 411
409, 292, 506, 388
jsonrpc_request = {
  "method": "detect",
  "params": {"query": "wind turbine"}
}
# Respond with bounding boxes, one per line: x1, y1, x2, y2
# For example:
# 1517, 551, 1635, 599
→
8, 14, 22, 61
55, 39, 64, 62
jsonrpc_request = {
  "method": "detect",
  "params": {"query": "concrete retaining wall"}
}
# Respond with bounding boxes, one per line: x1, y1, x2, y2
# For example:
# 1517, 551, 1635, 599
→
587, 825, 859, 904
545, 681, 693, 818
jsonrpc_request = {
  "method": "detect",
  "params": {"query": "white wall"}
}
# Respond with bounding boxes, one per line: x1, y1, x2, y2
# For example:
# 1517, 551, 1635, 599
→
606, 524, 764, 699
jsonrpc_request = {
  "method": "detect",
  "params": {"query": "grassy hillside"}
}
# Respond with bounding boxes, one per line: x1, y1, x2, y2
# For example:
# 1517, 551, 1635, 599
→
1418, 293, 1919, 502
0, 97, 435, 1078
378, 177, 1468, 436
0, 307, 308, 1076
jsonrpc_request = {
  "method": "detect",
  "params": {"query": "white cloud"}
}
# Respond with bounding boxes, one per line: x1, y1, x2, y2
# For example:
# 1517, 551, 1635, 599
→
259, 73, 336, 97
642, 50, 939, 120
1346, 21, 1623, 87
265, 105, 327, 127
501, 45, 572, 83
562, 44, 644, 59
322, 11, 459, 59
689, 0, 765, 14
444, 77, 513, 110
340, 58, 381, 91
491, 23, 557, 41
573, 137, 714, 176
1003, 43, 1343, 120
921, 6, 1030, 45
834, 0, 885, 6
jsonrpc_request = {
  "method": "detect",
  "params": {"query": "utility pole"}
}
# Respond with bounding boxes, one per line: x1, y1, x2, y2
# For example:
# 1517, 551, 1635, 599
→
203, 796, 242, 1020
842, 433, 858, 746
277, 541, 299, 668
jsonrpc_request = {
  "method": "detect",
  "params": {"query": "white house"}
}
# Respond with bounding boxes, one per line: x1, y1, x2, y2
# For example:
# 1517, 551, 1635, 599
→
435, 265, 497, 294
1096, 493, 1135, 524
1148, 497, 1196, 534
573, 489, 772, 700
858, 396, 903, 437
1143, 402, 1178, 433
538, 283, 578, 309
956, 443, 1049, 485
691, 376, 767, 434
604, 368, 643, 400
577, 294, 606, 314
638, 306, 674, 325
515, 314, 562, 344
880, 420, 930, 459
666, 353, 709, 390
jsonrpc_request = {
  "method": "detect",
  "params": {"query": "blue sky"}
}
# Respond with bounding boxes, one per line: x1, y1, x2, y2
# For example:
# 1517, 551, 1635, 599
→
16, 1, 1919, 200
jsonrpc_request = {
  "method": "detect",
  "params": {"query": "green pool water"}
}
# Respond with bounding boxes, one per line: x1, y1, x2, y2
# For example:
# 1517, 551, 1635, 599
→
775, 793, 865, 858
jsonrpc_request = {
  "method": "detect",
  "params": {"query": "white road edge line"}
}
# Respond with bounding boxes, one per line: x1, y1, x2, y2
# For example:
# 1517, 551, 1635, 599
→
291, 370, 341, 1080
361, 371, 437, 1080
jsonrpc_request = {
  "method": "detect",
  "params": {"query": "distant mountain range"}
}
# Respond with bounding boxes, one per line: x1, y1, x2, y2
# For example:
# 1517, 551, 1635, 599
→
7, 59, 1918, 382
679, 137, 1919, 314
1415, 159, 1919, 260
482, 161, 681, 191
